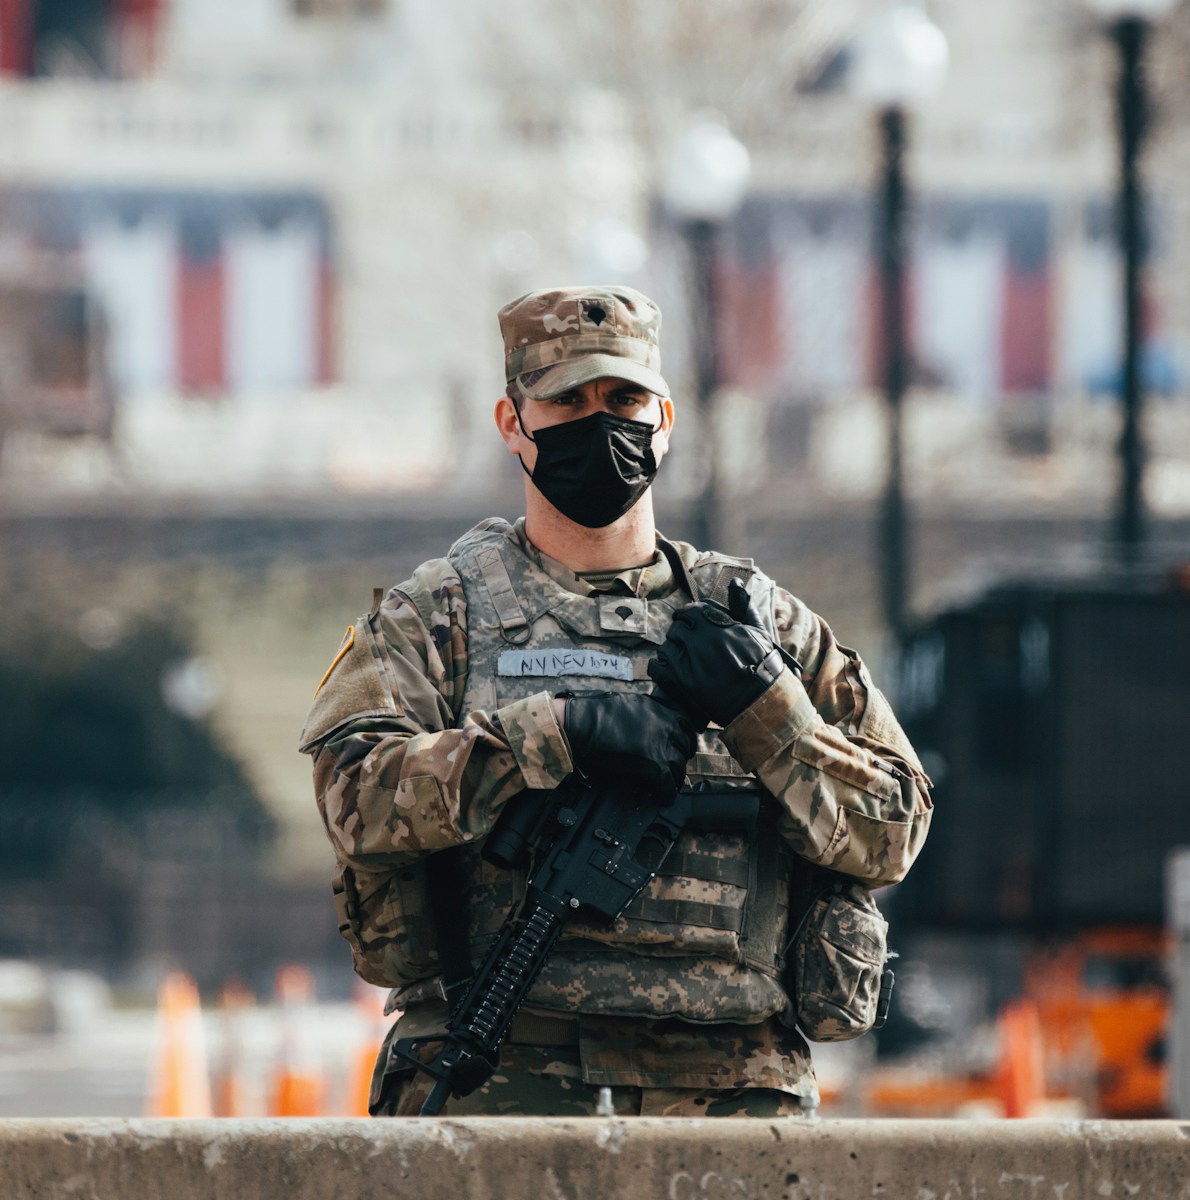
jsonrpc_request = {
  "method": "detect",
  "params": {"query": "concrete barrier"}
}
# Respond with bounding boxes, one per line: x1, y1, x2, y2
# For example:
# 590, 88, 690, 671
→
2, 1118, 1189, 1199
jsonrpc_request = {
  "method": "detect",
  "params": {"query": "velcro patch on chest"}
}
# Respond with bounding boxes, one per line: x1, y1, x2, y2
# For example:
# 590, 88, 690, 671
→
497, 648, 636, 681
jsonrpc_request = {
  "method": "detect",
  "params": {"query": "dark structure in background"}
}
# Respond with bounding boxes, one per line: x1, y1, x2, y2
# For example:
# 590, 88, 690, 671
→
0, 609, 342, 993
895, 571, 1190, 930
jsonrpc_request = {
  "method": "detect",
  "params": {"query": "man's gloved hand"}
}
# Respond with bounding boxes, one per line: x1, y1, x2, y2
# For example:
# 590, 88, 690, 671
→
648, 578, 796, 728
562, 691, 698, 799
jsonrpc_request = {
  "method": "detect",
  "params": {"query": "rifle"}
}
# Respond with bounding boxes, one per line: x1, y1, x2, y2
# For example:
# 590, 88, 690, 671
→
389, 772, 759, 1115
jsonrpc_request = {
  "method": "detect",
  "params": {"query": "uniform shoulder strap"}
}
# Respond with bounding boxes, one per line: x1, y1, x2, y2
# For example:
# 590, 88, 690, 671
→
474, 546, 531, 645
447, 520, 533, 645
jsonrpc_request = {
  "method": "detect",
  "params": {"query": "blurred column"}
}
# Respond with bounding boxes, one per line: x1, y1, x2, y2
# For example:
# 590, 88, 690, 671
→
84, 215, 177, 393
1085, 0, 1177, 562
850, 4, 949, 642
777, 218, 867, 398
686, 216, 721, 549
662, 115, 751, 551
916, 229, 1003, 402
225, 217, 320, 393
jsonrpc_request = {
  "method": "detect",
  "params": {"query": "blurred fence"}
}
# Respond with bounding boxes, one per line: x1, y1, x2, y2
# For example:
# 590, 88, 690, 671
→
0, 801, 344, 994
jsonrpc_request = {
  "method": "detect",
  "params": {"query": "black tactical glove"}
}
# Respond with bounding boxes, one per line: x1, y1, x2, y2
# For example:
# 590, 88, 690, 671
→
561, 691, 698, 800
648, 578, 796, 728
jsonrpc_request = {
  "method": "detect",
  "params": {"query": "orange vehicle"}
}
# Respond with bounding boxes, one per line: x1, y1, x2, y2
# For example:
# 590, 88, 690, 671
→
864, 928, 1169, 1119
1025, 926, 1168, 1117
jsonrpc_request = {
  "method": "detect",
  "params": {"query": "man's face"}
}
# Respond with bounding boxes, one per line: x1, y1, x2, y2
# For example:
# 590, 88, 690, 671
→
496, 376, 675, 473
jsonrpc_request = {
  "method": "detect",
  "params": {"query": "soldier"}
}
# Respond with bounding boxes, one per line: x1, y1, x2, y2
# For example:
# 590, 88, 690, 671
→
300, 285, 932, 1118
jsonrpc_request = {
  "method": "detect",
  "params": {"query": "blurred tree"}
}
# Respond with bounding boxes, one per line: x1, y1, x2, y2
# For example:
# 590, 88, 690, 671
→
0, 605, 274, 869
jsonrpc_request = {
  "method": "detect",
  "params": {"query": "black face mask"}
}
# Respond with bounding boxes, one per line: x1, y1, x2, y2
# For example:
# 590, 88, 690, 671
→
518, 409, 661, 529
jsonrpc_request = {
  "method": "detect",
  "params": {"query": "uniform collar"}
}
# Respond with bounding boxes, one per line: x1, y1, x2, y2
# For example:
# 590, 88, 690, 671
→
512, 517, 676, 600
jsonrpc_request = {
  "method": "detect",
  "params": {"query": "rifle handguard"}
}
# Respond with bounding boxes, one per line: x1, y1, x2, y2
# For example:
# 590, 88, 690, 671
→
391, 782, 764, 1115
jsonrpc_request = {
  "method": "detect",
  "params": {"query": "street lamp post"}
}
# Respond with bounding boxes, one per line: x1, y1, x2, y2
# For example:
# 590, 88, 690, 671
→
850, 4, 948, 643
663, 116, 751, 551
1086, 0, 1177, 563
876, 103, 910, 646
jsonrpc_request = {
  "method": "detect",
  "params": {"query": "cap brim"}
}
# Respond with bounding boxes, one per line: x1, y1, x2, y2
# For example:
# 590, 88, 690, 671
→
516, 354, 670, 400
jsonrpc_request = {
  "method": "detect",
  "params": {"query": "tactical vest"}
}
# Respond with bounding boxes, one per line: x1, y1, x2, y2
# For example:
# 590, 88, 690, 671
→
392, 519, 795, 1026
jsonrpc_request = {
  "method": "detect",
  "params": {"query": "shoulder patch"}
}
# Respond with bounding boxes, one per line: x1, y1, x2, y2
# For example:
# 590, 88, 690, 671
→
315, 626, 355, 697
298, 616, 402, 753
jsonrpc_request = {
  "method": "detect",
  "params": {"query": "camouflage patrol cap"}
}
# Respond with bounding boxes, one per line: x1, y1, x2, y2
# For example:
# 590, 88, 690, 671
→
498, 285, 670, 401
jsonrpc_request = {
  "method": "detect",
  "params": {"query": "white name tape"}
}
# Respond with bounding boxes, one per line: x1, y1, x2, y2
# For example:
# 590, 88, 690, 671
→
498, 649, 635, 681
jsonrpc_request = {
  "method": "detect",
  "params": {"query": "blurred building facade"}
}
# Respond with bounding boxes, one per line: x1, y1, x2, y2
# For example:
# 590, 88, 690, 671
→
0, 0, 640, 397
0, 0, 1186, 510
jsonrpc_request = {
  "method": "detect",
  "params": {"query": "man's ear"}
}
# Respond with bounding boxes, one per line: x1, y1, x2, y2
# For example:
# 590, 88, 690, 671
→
494, 394, 522, 454
653, 396, 675, 457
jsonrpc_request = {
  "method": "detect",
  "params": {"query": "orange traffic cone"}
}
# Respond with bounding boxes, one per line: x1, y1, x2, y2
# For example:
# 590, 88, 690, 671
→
269, 964, 326, 1117
345, 980, 391, 1115
147, 972, 213, 1117
998, 999, 1046, 1118
213, 979, 254, 1117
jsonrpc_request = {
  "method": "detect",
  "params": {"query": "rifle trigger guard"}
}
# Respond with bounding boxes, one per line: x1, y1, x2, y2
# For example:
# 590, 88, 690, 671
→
387, 1033, 450, 1080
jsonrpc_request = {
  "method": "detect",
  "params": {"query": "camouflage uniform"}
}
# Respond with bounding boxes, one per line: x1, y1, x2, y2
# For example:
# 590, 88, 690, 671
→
300, 517, 932, 1117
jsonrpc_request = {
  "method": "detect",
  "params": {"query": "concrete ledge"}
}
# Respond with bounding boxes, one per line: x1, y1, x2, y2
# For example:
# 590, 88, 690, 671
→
2, 1118, 1189, 1199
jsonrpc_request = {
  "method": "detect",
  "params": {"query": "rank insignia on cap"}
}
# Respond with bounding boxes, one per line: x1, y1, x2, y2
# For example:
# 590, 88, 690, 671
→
498, 285, 670, 400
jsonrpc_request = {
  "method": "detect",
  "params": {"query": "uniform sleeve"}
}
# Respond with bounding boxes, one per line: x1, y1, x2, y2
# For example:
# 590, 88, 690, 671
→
719, 587, 932, 885
302, 562, 574, 873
